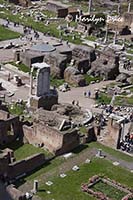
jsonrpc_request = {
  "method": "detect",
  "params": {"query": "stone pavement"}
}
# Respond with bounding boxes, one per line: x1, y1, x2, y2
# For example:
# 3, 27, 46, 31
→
58, 80, 114, 110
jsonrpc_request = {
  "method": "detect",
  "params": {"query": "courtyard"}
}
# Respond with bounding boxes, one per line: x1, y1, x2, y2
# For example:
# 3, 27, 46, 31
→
37, 157, 133, 200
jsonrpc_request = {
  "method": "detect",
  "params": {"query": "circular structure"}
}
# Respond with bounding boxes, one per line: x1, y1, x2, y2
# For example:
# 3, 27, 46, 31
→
31, 43, 56, 52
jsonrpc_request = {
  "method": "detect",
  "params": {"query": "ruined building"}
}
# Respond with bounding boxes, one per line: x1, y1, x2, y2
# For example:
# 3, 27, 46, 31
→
23, 105, 80, 155
0, 109, 21, 146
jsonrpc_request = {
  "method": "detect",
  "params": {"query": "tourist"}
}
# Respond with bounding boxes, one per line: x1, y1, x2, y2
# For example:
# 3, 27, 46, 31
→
76, 101, 79, 107
88, 91, 91, 98
72, 100, 75, 105
84, 91, 86, 97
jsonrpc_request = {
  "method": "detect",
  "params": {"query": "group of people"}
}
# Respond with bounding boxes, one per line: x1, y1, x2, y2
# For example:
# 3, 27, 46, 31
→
120, 133, 133, 153
84, 91, 91, 98
123, 60, 132, 71
72, 100, 80, 107
84, 90, 99, 100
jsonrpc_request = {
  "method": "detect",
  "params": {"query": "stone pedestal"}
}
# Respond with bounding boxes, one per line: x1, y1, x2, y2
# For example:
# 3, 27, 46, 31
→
29, 92, 58, 110
33, 180, 38, 194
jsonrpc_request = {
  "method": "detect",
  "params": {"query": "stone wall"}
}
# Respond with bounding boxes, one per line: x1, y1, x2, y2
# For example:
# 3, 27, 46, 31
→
44, 52, 71, 78
0, 110, 9, 120
29, 91, 58, 110
90, 53, 119, 80
108, 118, 122, 149
0, 110, 21, 146
56, 129, 80, 155
46, 1, 68, 18
24, 123, 79, 155
6, 184, 26, 200
7, 153, 45, 180
123, 12, 133, 26
9, 0, 31, 7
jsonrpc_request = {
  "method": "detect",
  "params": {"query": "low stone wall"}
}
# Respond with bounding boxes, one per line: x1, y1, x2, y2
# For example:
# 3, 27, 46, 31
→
81, 175, 133, 200
7, 153, 45, 180
6, 184, 26, 200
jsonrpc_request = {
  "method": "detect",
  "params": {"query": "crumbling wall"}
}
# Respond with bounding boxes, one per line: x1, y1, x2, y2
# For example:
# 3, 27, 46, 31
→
24, 123, 79, 155
7, 153, 45, 179
0, 111, 21, 146
6, 184, 26, 200
108, 118, 122, 149
56, 129, 79, 155
0, 110, 9, 120
24, 124, 63, 153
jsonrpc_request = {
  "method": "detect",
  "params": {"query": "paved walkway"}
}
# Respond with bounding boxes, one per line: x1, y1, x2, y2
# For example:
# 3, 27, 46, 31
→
58, 80, 113, 110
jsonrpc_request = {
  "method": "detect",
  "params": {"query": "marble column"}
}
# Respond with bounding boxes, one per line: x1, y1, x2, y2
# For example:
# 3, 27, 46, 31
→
104, 26, 108, 44
113, 31, 117, 45
88, 0, 92, 14
117, 3, 120, 15
29, 67, 34, 96
128, 2, 131, 13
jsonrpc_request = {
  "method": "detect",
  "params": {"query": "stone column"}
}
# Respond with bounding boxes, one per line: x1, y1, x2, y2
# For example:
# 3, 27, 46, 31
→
36, 69, 43, 97
117, 3, 120, 15
88, 0, 92, 14
36, 66, 50, 97
128, 2, 131, 13
113, 31, 117, 45
96, 149, 102, 157
29, 67, 34, 96
33, 180, 38, 193
104, 26, 108, 44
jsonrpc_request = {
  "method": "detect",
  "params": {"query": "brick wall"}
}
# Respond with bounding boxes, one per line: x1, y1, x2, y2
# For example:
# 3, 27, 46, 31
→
7, 153, 45, 179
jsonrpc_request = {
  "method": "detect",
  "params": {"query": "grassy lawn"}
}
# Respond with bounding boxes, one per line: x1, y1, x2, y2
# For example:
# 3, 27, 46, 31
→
0, 9, 82, 44
2, 140, 52, 160
14, 144, 51, 161
85, 35, 97, 42
37, 158, 133, 200
89, 142, 133, 163
92, 180, 127, 200
79, 126, 88, 134
114, 95, 133, 106
84, 74, 102, 85
9, 62, 30, 73
50, 76, 65, 87
0, 25, 21, 41
97, 92, 111, 105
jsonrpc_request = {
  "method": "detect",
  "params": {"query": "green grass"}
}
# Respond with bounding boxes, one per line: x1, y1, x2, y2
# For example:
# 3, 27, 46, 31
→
14, 144, 51, 161
92, 180, 127, 200
42, 10, 57, 18
37, 158, 133, 200
79, 126, 88, 134
97, 93, 111, 105
0, 25, 21, 41
89, 142, 133, 163
0, 9, 83, 44
84, 74, 102, 85
127, 49, 133, 54
85, 35, 97, 42
25, 157, 63, 182
9, 62, 30, 73
8, 103, 25, 116
114, 95, 133, 106
50, 76, 65, 87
